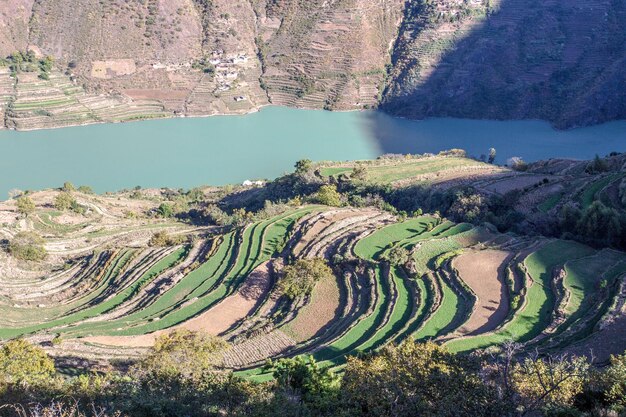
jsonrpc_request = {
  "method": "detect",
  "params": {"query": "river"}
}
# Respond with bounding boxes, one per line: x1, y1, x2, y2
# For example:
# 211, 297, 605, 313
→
1, 106, 625, 199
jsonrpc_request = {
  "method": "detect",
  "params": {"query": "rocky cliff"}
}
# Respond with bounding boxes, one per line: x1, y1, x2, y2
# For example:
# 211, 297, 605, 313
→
0, 0, 624, 129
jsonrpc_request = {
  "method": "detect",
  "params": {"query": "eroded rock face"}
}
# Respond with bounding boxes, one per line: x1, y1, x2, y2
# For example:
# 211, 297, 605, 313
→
1, 0, 625, 129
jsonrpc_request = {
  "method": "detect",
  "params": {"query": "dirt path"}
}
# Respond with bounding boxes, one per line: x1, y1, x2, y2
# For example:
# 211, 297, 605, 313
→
453, 250, 512, 335
82, 262, 272, 348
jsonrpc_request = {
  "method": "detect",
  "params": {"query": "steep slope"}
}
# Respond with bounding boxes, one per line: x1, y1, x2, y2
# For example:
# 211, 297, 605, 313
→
0, 0, 624, 129
382, 0, 626, 128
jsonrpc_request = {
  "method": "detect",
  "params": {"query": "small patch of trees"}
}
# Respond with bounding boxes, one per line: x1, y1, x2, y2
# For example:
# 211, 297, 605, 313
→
279, 258, 334, 300
8, 232, 47, 261
315, 184, 342, 207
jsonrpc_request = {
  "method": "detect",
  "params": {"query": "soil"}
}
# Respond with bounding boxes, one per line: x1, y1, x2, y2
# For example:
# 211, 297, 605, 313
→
453, 249, 512, 335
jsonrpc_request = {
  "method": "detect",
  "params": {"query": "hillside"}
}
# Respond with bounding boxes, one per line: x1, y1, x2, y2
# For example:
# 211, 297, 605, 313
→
0, 0, 624, 130
2, 151, 625, 376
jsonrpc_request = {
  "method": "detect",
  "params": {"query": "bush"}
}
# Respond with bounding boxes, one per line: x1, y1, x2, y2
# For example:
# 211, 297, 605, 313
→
54, 192, 76, 211
0, 339, 56, 388
16, 196, 35, 215
315, 185, 342, 207
585, 154, 609, 174
156, 203, 174, 218
279, 258, 333, 300
9, 232, 47, 261
148, 231, 186, 247
507, 156, 529, 172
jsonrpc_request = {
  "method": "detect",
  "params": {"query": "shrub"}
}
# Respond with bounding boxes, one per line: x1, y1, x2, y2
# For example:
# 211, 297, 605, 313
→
585, 154, 609, 174
77, 186, 94, 194
54, 192, 76, 211
342, 341, 502, 417
279, 258, 333, 300
315, 184, 342, 207
9, 232, 47, 261
156, 203, 174, 218
16, 196, 35, 215
507, 156, 529, 171
62, 182, 76, 192
384, 245, 410, 266
149, 231, 186, 247
0, 339, 56, 388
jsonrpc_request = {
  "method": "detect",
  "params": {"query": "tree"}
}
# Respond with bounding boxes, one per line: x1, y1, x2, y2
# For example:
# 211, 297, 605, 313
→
16, 196, 35, 215
342, 341, 502, 417
148, 231, 185, 247
384, 245, 410, 266
507, 156, 528, 172
599, 353, 626, 413
78, 185, 94, 194
62, 182, 76, 192
315, 184, 342, 207
351, 164, 368, 182
0, 339, 56, 389
585, 154, 609, 174
295, 159, 313, 176
157, 202, 174, 218
488, 148, 497, 164
508, 354, 589, 415
134, 329, 227, 381
268, 355, 338, 400
9, 232, 47, 261
279, 258, 334, 300
449, 192, 486, 223
54, 192, 76, 211
576, 201, 622, 247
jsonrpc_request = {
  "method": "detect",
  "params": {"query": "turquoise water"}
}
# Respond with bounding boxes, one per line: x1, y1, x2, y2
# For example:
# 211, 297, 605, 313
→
0, 106, 625, 198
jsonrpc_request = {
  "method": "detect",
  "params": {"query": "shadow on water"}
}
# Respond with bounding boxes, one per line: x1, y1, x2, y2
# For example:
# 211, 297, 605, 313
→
364, 0, 626, 159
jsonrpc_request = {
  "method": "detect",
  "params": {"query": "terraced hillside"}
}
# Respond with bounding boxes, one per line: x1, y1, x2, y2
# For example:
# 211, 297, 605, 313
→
2, 176, 624, 376
0, 0, 624, 129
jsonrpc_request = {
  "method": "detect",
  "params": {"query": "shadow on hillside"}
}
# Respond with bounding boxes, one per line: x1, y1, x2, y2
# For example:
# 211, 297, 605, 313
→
366, 0, 625, 156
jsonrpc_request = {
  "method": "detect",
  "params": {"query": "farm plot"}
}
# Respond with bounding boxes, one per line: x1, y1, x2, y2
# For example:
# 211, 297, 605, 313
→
445, 240, 596, 353
321, 157, 490, 184
60, 208, 315, 346
451, 250, 512, 335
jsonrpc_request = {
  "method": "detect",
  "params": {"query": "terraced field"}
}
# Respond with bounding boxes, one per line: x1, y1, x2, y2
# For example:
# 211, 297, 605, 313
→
2, 185, 625, 373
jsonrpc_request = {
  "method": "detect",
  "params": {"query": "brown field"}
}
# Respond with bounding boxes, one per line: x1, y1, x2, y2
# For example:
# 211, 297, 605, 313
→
453, 250, 512, 335
91, 60, 137, 79
284, 272, 342, 342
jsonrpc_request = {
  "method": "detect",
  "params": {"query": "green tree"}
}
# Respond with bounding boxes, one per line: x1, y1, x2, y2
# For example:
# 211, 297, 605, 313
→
9, 232, 47, 261
295, 159, 313, 176
134, 329, 227, 381
279, 258, 334, 300
315, 184, 342, 207
16, 196, 35, 216
488, 148, 497, 164
267, 355, 339, 411
0, 339, 56, 389
384, 245, 410, 266
351, 164, 368, 181
54, 192, 76, 211
585, 154, 609, 174
577, 201, 622, 246
77, 185, 94, 194
62, 181, 76, 192
600, 354, 626, 413
157, 202, 174, 218
342, 341, 502, 417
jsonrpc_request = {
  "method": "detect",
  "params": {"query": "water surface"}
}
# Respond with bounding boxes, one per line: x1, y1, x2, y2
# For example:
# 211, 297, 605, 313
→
0, 106, 624, 198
